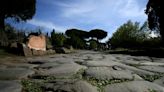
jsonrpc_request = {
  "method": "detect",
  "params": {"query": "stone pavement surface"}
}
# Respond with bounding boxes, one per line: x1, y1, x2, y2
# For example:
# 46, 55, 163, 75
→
0, 50, 164, 92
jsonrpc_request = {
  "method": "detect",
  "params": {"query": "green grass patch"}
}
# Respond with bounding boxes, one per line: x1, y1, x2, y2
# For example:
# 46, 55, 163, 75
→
83, 77, 132, 92
141, 74, 164, 82
148, 89, 158, 92
73, 68, 85, 79
21, 80, 43, 92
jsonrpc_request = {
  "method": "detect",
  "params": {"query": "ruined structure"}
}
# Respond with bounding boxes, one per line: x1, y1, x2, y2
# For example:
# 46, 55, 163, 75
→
27, 34, 46, 51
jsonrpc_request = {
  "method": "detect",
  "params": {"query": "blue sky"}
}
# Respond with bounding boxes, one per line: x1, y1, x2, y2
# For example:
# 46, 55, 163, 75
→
9, 0, 148, 42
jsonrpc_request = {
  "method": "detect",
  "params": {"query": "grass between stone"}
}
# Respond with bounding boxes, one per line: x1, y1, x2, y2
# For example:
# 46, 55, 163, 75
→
148, 88, 158, 92
140, 73, 164, 82
74, 68, 134, 92
83, 76, 132, 92
21, 80, 43, 92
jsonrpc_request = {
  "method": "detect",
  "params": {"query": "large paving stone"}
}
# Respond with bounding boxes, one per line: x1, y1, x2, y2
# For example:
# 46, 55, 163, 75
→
2, 63, 38, 69
154, 77, 164, 87
140, 62, 164, 66
112, 55, 152, 65
0, 68, 34, 80
28, 56, 74, 64
0, 80, 22, 92
117, 59, 149, 65
103, 55, 119, 61
0, 65, 6, 69
113, 54, 151, 61
43, 80, 98, 92
83, 54, 104, 60
38, 62, 87, 78
61, 80, 98, 92
82, 60, 154, 76
52, 58, 74, 64
85, 67, 134, 80
27, 56, 53, 63
82, 60, 122, 67
152, 58, 164, 63
105, 81, 164, 92
138, 66, 164, 73
38, 62, 60, 69
113, 63, 155, 76
36, 56, 75, 64
71, 81, 98, 92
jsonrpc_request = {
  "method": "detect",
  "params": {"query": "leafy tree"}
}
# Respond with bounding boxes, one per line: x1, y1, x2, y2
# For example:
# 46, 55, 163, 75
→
5, 24, 17, 41
65, 29, 89, 39
0, 30, 8, 46
0, 0, 36, 30
89, 29, 107, 41
65, 29, 89, 49
0, 24, 26, 46
109, 20, 146, 48
89, 40, 98, 50
138, 21, 151, 40
68, 35, 86, 49
51, 30, 66, 47
4, 24, 25, 43
145, 0, 163, 42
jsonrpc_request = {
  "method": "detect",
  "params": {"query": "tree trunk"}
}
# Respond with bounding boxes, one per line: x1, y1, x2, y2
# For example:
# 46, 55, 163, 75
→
0, 14, 8, 46
159, 15, 164, 46
0, 14, 5, 31
160, 25, 164, 46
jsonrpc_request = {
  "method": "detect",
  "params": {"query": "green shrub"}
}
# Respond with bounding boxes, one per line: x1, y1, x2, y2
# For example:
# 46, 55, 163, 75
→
51, 30, 66, 47
90, 40, 98, 49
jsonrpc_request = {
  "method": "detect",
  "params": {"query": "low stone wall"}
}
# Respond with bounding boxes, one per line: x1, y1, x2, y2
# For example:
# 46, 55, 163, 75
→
9, 42, 74, 57
9, 43, 55, 57
23, 45, 56, 57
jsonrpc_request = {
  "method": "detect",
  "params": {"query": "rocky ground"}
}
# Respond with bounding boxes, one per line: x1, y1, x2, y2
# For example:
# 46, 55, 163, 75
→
0, 50, 164, 92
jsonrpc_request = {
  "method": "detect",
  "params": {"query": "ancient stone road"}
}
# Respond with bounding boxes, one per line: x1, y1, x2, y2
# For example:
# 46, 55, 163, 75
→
1, 50, 164, 92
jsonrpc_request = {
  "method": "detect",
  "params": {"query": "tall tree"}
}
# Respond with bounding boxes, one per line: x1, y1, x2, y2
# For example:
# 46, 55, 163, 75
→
51, 30, 66, 47
109, 20, 143, 48
65, 29, 88, 49
89, 29, 107, 41
0, 0, 36, 30
145, 0, 162, 42
65, 29, 89, 39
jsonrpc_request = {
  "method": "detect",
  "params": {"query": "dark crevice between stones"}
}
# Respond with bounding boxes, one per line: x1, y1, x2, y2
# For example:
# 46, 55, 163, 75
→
74, 61, 84, 66
28, 61, 45, 64
34, 66, 52, 70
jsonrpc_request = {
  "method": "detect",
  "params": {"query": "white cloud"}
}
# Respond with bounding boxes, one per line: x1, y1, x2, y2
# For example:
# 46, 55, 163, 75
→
27, 19, 66, 32
53, 0, 147, 32
56, 0, 147, 19
117, 0, 146, 17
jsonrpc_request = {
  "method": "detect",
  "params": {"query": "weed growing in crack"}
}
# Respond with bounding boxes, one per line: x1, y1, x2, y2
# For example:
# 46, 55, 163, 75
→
148, 89, 158, 92
83, 76, 132, 92
140, 74, 164, 82
73, 68, 85, 79
21, 80, 43, 92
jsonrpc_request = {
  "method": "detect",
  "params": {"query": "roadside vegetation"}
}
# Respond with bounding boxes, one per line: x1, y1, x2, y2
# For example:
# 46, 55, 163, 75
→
0, 0, 163, 57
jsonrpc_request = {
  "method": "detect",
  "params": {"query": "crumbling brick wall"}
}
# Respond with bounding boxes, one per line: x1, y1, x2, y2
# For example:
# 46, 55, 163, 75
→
27, 34, 46, 51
